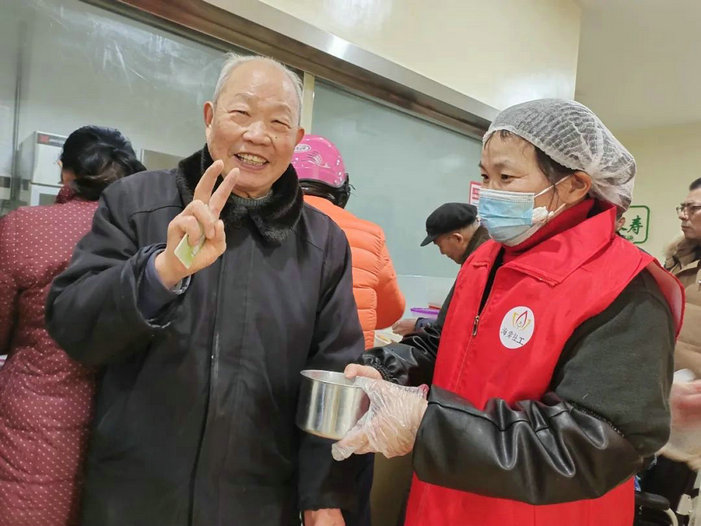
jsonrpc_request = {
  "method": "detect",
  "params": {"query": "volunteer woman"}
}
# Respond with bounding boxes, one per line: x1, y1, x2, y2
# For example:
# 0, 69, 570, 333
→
333, 99, 684, 526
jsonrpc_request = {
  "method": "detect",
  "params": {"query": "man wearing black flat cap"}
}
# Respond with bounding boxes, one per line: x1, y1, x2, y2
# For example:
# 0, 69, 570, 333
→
393, 202, 489, 336
420, 202, 489, 264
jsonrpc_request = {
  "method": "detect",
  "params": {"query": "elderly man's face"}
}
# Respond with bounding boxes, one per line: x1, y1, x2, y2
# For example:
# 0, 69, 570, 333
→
204, 60, 304, 198
678, 188, 701, 242
434, 232, 464, 264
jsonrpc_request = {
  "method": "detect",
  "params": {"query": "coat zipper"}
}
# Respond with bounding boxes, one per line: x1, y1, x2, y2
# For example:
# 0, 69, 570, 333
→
189, 254, 226, 525
472, 254, 503, 337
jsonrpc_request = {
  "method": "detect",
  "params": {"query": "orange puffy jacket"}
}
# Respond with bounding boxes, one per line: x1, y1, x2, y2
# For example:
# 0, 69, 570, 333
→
304, 196, 405, 348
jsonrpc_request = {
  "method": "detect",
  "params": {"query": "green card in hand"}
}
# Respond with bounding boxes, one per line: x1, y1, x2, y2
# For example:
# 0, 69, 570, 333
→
174, 233, 205, 269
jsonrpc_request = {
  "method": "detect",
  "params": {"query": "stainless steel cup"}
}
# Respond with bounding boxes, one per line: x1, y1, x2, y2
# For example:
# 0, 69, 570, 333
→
296, 370, 370, 440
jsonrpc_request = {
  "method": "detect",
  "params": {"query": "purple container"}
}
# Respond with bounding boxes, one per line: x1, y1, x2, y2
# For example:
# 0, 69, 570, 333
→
410, 307, 439, 319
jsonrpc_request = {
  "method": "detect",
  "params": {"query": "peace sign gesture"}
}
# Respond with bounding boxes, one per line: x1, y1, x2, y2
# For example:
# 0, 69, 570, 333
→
155, 160, 239, 288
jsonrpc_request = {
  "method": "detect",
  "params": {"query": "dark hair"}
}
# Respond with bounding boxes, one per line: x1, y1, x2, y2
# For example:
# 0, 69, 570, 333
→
690, 178, 701, 191
60, 126, 145, 200
489, 129, 576, 184
299, 176, 352, 209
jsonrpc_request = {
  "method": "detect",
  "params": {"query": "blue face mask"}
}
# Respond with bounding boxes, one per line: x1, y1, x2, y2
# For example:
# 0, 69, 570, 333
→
477, 177, 570, 246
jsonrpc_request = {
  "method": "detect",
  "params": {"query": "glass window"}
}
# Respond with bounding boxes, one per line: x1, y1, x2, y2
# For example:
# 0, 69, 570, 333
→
0, 0, 243, 213
312, 81, 483, 307
0, 0, 486, 312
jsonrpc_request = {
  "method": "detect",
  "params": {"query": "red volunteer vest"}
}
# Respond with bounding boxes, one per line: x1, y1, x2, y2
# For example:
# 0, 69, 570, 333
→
405, 202, 683, 526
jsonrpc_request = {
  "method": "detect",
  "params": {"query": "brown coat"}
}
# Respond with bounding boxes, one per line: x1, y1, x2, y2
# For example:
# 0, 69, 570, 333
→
664, 236, 701, 376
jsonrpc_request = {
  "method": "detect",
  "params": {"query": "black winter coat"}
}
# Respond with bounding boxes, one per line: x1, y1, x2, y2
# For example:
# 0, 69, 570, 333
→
46, 148, 370, 526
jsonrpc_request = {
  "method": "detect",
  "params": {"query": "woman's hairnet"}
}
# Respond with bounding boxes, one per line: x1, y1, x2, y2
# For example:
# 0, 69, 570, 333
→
483, 99, 636, 211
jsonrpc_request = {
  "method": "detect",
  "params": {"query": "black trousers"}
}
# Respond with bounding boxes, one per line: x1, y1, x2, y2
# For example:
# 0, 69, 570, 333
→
343, 454, 374, 526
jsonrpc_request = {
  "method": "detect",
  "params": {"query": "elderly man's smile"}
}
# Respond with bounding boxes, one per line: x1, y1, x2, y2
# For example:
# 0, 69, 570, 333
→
235, 152, 269, 169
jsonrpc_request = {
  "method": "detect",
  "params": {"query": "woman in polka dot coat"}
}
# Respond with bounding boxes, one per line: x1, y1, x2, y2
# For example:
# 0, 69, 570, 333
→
0, 126, 144, 526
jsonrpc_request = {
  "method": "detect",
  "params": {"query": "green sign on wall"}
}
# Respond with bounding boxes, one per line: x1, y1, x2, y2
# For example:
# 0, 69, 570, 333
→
620, 205, 650, 244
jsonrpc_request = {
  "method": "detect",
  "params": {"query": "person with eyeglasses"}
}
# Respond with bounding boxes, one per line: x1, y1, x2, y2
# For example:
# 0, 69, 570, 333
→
665, 177, 701, 378
640, 179, 701, 526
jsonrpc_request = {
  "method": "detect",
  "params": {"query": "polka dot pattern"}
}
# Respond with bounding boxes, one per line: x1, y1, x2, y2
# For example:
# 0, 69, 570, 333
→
0, 188, 98, 526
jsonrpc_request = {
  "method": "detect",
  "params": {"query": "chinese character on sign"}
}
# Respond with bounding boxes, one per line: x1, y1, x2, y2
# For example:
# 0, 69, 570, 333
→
620, 205, 650, 244
627, 216, 644, 235
469, 181, 481, 205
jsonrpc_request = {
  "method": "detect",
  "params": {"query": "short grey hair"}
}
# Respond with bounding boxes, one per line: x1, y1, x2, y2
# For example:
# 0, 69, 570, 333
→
212, 53, 304, 125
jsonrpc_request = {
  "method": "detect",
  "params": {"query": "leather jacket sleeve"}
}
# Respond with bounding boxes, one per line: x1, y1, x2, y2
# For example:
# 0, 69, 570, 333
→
413, 388, 644, 504
358, 283, 454, 386
358, 325, 441, 387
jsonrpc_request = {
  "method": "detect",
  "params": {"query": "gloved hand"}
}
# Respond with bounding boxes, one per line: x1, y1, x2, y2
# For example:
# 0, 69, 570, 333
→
332, 377, 429, 461
660, 374, 701, 469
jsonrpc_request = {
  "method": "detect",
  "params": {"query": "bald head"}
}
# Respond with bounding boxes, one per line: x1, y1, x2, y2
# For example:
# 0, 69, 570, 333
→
213, 54, 303, 125
203, 54, 306, 199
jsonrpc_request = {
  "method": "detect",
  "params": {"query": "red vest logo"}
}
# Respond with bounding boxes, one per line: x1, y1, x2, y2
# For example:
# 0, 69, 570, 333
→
499, 307, 535, 349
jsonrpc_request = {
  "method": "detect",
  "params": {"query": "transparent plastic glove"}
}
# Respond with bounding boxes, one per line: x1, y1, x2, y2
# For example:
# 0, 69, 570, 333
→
660, 372, 701, 468
332, 377, 428, 461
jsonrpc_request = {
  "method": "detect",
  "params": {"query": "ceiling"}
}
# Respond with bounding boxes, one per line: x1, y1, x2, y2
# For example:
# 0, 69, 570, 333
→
575, 0, 701, 133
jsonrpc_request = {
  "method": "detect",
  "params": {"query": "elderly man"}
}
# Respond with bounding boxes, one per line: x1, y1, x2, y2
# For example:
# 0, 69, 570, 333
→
393, 203, 489, 336
46, 55, 369, 526
420, 202, 489, 265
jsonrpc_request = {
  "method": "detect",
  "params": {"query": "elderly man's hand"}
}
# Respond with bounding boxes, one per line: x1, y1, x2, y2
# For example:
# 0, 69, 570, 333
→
303, 508, 345, 526
392, 318, 418, 336
332, 377, 428, 461
343, 364, 383, 381
155, 160, 239, 288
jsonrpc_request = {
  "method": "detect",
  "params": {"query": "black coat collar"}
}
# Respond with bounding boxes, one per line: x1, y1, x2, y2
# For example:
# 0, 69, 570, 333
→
175, 146, 303, 245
